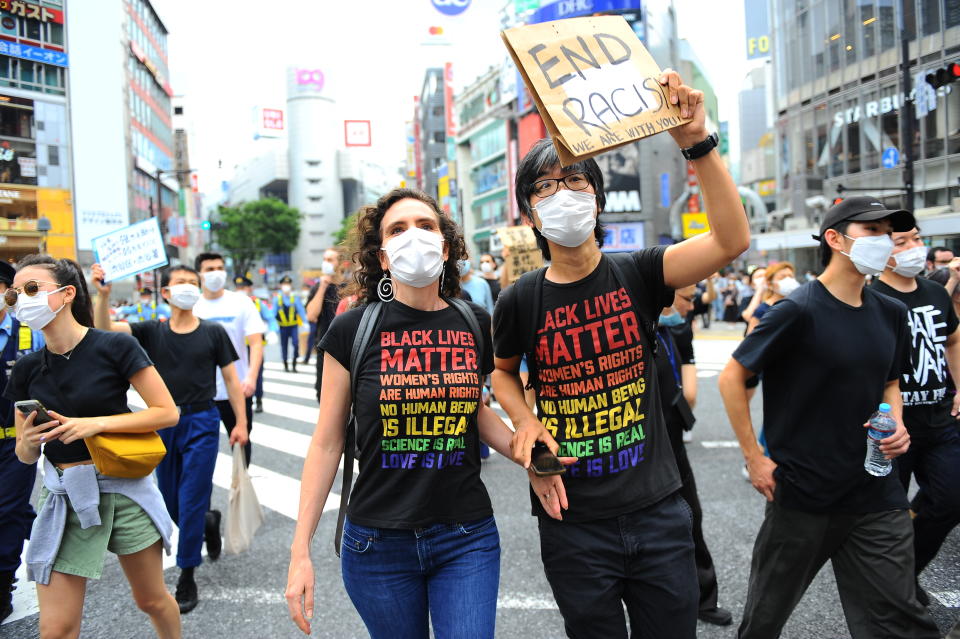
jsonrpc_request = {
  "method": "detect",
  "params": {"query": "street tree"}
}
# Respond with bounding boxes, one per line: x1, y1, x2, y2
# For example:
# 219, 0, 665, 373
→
213, 198, 301, 276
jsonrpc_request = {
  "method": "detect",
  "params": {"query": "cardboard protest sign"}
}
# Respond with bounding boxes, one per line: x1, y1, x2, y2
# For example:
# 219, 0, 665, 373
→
497, 225, 544, 282
92, 217, 168, 283
502, 15, 691, 166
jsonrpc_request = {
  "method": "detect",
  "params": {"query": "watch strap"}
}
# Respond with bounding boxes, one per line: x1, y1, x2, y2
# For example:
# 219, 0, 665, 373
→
681, 132, 719, 161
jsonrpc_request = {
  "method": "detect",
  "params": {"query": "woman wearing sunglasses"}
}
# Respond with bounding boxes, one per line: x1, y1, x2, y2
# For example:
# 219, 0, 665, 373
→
4, 255, 181, 639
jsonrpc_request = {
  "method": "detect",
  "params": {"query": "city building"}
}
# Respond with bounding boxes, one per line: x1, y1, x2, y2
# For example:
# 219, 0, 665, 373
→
0, 0, 73, 262
416, 66, 453, 204
738, 65, 777, 235
68, 0, 178, 277
762, 0, 960, 269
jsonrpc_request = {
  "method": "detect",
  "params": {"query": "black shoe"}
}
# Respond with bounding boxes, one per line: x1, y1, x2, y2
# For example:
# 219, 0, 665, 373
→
0, 600, 11, 624
254, 400, 264, 414
698, 606, 734, 626
205, 510, 222, 561
916, 582, 930, 607
175, 574, 198, 614
0, 571, 14, 623
300, 357, 309, 364
283, 361, 289, 372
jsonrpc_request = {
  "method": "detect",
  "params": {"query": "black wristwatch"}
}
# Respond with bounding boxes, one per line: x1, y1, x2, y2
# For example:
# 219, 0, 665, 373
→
681, 132, 719, 161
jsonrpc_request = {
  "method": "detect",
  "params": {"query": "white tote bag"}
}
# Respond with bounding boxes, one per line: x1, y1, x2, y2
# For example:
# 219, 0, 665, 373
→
224, 445, 264, 554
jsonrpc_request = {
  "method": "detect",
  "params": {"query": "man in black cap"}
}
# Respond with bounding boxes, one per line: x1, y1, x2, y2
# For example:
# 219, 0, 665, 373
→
719, 196, 940, 638
273, 275, 305, 372
0, 260, 45, 622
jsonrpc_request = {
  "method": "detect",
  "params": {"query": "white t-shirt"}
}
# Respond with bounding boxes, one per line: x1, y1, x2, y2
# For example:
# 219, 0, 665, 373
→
193, 289, 267, 401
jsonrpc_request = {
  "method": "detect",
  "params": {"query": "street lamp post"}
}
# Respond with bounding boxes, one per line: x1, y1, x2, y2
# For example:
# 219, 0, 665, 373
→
153, 167, 194, 307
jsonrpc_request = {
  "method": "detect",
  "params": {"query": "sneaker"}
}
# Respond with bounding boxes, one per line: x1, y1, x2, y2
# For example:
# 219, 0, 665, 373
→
205, 510, 222, 561
254, 400, 264, 414
292, 361, 297, 373
698, 606, 733, 626
175, 574, 199, 614
0, 572, 14, 623
682, 430, 693, 444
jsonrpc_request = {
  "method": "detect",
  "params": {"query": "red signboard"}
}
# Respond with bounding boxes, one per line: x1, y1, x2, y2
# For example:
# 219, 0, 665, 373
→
444, 63, 455, 137
262, 108, 284, 131
344, 120, 372, 147
0, 0, 63, 24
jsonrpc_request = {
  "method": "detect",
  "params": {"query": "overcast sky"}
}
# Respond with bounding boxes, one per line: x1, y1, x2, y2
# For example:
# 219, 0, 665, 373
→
157, 0, 751, 194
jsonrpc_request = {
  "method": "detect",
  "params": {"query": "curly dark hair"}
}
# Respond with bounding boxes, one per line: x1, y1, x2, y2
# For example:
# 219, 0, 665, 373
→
16, 254, 94, 327
344, 188, 466, 304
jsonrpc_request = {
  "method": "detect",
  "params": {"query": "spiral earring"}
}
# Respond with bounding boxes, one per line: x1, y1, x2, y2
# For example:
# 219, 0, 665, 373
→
377, 271, 395, 303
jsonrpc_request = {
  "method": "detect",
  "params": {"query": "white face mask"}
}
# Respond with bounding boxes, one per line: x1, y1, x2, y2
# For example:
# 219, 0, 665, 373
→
321, 261, 336, 276
203, 270, 227, 292
774, 276, 800, 297
533, 189, 597, 248
842, 234, 895, 276
167, 284, 201, 310
480, 261, 494, 274
281, 284, 292, 293
382, 227, 444, 288
890, 246, 927, 278
14, 286, 67, 330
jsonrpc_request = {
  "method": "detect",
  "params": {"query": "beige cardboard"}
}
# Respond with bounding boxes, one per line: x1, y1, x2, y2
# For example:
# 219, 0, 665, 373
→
502, 15, 692, 166
496, 225, 538, 250
506, 248, 544, 283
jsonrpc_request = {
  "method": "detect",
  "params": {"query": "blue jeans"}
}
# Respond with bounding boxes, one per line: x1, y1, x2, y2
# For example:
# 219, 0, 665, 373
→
538, 492, 698, 639
156, 407, 220, 568
340, 516, 500, 639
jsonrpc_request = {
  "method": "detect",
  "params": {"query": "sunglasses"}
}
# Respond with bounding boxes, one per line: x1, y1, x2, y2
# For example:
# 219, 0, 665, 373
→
3, 280, 60, 307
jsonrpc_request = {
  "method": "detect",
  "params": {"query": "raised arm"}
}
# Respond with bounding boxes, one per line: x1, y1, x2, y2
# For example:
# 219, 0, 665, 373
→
657, 70, 750, 289
90, 263, 132, 334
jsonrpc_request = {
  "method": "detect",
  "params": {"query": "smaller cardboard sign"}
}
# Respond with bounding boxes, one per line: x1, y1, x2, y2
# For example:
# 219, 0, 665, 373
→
497, 225, 543, 282
502, 15, 691, 166
92, 217, 168, 283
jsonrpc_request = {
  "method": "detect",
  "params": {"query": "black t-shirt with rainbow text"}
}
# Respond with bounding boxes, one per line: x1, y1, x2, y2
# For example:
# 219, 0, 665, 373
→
320, 299, 494, 529
494, 248, 681, 521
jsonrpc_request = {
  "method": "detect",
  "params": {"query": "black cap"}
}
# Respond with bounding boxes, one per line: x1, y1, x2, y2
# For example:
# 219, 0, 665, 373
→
813, 196, 915, 240
235, 276, 253, 287
279, 275, 293, 284
0, 261, 14, 286
139, 287, 153, 296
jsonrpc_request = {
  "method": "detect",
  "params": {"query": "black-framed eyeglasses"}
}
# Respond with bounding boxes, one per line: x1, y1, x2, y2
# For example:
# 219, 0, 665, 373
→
532, 172, 591, 198
3, 279, 58, 307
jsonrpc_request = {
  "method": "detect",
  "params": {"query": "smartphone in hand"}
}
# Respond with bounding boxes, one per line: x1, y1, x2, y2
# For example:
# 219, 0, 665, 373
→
14, 399, 54, 429
530, 441, 565, 476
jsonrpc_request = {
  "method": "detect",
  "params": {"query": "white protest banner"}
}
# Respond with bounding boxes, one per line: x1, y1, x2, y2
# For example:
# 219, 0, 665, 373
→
92, 217, 169, 283
502, 15, 691, 166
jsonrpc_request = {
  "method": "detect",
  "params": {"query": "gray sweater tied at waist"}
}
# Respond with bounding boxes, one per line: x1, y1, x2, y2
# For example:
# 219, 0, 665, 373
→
27, 457, 172, 585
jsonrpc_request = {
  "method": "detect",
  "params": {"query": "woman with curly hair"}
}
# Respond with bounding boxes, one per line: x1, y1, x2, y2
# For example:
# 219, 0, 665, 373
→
285, 189, 546, 639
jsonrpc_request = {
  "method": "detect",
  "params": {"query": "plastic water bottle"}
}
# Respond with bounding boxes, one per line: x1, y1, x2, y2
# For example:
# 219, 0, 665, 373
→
864, 403, 896, 477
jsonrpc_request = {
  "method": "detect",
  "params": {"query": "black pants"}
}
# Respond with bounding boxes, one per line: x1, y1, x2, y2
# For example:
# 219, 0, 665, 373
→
674, 444, 720, 612
538, 492, 698, 639
739, 502, 939, 639
0, 438, 35, 578
216, 397, 254, 467
896, 423, 960, 575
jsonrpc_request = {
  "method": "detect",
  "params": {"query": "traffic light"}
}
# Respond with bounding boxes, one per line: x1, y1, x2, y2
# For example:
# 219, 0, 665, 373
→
925, 61, 960, 89
200, 220, 211, 230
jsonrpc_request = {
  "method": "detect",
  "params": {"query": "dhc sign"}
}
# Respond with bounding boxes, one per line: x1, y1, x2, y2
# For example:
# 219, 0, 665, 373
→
531, 0, 641, 24
431, 0, 470, 16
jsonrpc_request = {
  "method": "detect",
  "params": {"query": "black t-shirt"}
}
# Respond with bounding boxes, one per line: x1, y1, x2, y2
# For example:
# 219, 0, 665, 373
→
130, 319, 237, 406
494, 249, 680, 521
871, 277, 959, 432
733, 280, 911, 513
308, 281, 341, 338
4, 329, 153, 464
484, 277, 502, 303
669, 319, 695, 365
320, 299, 494, 528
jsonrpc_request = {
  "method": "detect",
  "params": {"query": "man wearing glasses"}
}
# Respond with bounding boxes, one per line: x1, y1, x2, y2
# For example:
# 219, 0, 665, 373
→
0, 262, 45, 622
492, 70, 749, 638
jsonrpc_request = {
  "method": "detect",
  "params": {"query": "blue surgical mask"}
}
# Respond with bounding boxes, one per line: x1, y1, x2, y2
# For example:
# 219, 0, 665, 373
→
659, 309, 684, 327
458, 260, 471, 276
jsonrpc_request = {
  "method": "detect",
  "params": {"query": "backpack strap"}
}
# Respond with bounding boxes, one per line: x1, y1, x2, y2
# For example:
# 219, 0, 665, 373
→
606, 252, 659, 355
445, 297, 484, 367
512, 267, 547, 392
334, 301, 383, 556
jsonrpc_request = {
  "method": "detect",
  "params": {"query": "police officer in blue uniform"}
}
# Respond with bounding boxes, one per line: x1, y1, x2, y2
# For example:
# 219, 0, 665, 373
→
0, 261, 45, 622
118, 288, 171, 323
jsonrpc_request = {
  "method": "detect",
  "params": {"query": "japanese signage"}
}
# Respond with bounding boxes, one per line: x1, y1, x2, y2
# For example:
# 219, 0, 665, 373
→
92, 218, 169, 283
682, 212, 709, 239
502, 15, 689, 166
601, 221, 645, 251
344, 120, 372, 147
497, 225, 544, 282
0, 0, 62, 23
0, 41, 68, 67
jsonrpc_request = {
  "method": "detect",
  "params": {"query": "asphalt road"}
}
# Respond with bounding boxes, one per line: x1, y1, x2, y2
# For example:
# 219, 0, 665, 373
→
2, 331, 958, 638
